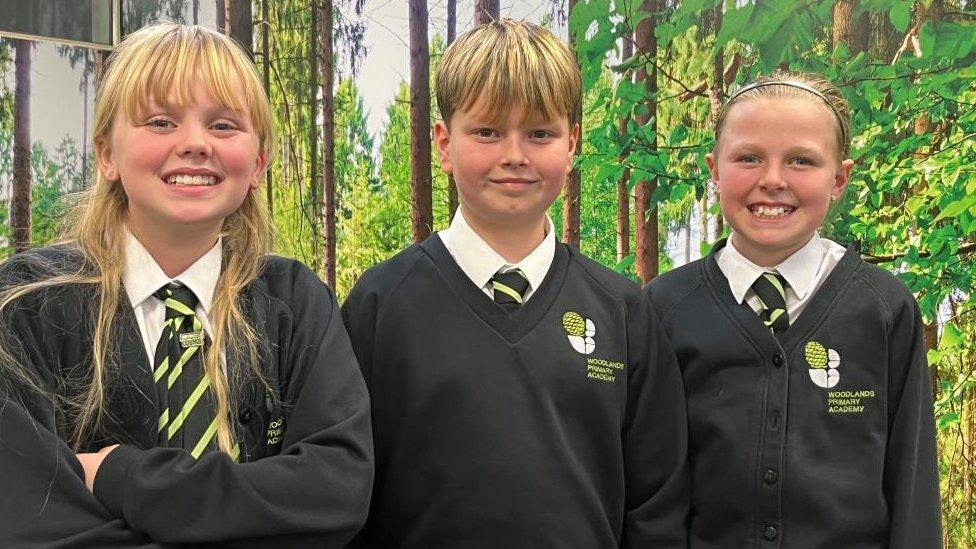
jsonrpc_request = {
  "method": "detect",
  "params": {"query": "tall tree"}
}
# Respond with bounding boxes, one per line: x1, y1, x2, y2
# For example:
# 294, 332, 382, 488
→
319, 0, 337, 287
633, 0, 658, 283
261, 0, 273, 215
225, 0, 254, 57
617, 32, 632, 263
446, 0, 459, 219
12, 40, 32, 253
409, 0, 432, 242
707, 0, 725, 241
562, 0, 582, 248
309, 1, 321, 268
474, 0, 500, 25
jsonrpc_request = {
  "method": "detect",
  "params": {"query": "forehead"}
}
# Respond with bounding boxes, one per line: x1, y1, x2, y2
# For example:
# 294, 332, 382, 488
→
453, 96, 570, 128
723, 97, 839, 146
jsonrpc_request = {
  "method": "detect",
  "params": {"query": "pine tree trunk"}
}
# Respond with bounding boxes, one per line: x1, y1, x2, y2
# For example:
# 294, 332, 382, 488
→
216, 0, 226, 32
309, 1, 321, 269
262, 0, 274, 216
226, 0, 253, 57
320, 0, 336, 287
562, 0, 582, 248
409, 0, 432, 242
616, 32, 632, 263
12, 40, 32, 253
474, 0, 500, 25
634, 0, 658, 284
709, 0, 725, 242
446, 0, 459, 220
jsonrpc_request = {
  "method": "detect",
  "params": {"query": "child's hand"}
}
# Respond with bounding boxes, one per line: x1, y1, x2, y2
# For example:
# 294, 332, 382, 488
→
76, 444, 120, 492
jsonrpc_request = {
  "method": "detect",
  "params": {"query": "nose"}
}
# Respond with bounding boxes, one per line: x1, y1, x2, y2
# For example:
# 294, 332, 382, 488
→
500, 136, 528, 168
759, 163, 786, 191
176, 123, 212, 159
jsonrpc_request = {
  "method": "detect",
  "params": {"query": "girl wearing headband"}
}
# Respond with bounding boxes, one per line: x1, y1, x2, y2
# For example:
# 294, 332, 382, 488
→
646, 70, 941, 548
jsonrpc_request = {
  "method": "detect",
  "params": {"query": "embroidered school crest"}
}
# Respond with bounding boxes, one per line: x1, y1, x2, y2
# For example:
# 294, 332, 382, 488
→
805, 340, 840, 388
562, 311, 596, 354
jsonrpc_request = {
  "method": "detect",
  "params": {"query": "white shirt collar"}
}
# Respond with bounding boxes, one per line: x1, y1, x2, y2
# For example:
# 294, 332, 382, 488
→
439, 208, 555, 293
122, 230, 222, 313
717, 232, 827, 304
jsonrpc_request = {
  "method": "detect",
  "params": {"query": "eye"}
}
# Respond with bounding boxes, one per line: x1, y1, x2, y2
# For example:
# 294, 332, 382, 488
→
211, 120, 240, 132
144, 117, 175, 130
789, 156, 816, 166
530, 129, 554, 140
474, 128, 499, 139
735, 154, 760, 164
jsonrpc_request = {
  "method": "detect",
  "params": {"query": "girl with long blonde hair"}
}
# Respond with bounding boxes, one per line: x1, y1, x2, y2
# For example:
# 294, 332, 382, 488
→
0, 22, 372, 547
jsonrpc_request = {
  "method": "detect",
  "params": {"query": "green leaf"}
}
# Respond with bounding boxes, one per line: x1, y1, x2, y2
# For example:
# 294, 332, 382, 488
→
935, 194, 976, 221
939, 322, 964, 349
889, 2, 910, 33
938, 411, 960, 431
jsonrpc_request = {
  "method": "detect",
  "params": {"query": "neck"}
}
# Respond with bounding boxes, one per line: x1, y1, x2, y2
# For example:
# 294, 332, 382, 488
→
127, 218, 220, 278
463, 210, 548, 263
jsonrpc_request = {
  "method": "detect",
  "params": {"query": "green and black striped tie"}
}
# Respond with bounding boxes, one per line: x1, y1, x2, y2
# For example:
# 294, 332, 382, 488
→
751, 272, 790, 333
491, 268, 529, 312
152, 283, 218, 458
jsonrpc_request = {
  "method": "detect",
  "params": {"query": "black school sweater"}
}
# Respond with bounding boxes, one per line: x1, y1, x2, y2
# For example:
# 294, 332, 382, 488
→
341, 234, 689, 549
0, 245, 373, 548
646, 239, 942, 549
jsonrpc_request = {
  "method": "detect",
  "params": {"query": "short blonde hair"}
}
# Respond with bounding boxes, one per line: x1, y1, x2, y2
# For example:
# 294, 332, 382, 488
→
436, 19, 580, 126
715, 70, 851, 158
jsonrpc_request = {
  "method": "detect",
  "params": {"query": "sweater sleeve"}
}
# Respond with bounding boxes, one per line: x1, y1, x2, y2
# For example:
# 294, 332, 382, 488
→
92, 265, 374, 547
0, 395, 170, 548
884, 295, 942, 548
0, 287, 165, 548
620, 291, 690, 548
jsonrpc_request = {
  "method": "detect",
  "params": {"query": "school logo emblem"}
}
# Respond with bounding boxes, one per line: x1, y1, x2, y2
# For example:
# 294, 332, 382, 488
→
806, 340, 840, 388
562, 311, 596, 354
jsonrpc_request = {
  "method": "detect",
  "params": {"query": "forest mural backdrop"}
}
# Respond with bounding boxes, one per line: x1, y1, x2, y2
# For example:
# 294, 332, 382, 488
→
1, 0, 974, 544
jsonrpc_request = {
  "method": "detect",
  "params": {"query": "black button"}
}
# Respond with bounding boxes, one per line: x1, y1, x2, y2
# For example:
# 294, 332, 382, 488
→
763, 525, 778, 540
764, 468, 778, 484
239, 408, 252, 424
772, 353, 784, 367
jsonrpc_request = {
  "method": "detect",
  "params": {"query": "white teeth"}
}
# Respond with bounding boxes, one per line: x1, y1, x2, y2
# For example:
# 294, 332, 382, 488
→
167, 174, 217, 186
751, 205, 793, 218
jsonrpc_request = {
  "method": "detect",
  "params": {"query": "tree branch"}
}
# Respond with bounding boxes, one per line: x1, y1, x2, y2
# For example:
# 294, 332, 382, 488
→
865, 242, 976, 264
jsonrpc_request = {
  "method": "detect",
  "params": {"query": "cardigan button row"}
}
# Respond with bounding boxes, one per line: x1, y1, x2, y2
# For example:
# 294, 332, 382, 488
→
763, 468, 778, 484
763, 525, 779, 541
772, 353, 784, 367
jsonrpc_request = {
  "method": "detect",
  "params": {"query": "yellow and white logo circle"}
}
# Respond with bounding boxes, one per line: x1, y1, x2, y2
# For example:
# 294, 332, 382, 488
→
806, 341, 840, 388
562, 311, 596, 354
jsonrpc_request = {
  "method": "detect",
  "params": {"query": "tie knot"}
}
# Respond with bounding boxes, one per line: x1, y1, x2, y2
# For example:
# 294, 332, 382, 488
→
491, 269, 529, 308
154, 282, 200, 317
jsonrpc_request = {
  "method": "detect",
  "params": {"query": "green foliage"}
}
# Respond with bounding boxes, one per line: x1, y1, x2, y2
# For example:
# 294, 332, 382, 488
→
571, 1, 976, 543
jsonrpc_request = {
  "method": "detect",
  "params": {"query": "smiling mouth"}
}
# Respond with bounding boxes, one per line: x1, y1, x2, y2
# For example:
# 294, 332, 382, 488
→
749, 205, 795, 219
166, 174, 219, 186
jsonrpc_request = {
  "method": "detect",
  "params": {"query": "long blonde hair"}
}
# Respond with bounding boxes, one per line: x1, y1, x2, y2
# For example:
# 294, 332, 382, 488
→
0, 23, 275, 455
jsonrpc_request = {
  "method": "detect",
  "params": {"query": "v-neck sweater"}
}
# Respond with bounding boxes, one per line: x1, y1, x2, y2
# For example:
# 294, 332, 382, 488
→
342, 234, 689, 548
645, 239, 941, 549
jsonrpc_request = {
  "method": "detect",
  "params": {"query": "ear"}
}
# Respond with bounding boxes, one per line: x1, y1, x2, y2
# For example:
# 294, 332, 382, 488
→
705, 152, 718, 183
95, 136, 119, 182
566, 122, 580, 173
250, 148, 269, 190
832, 158, 854, 199
433, 120, 453, 175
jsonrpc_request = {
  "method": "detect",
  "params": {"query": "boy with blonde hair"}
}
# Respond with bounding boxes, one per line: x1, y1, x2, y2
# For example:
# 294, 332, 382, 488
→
342, 19, 688, 548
